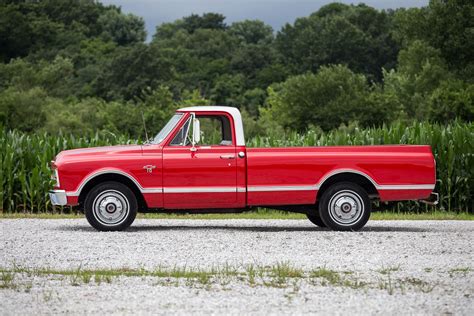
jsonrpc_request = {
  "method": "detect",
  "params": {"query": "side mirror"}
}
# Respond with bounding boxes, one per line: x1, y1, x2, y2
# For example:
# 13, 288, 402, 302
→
193, 117, 200, 144
190, 113, 200, 151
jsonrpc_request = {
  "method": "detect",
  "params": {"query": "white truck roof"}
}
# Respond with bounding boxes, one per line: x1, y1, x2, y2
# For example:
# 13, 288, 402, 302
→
178, 106, 246, 146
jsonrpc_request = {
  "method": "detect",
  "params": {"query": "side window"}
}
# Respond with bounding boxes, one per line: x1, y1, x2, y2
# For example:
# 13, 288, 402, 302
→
197, 115, 233, 146
170, 118, 191, 146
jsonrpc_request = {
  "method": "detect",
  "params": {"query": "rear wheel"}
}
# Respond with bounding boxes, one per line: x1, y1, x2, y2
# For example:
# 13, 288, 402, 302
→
307, 213, 326, 227
85, 181, 137, 231
319, 182, 371, 231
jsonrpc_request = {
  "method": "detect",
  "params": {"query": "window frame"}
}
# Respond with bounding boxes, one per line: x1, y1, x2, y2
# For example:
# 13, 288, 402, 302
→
164, 111, 236, 148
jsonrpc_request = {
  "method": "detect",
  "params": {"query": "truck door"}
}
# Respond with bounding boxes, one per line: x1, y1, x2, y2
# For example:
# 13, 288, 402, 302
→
162, 113, 239, 209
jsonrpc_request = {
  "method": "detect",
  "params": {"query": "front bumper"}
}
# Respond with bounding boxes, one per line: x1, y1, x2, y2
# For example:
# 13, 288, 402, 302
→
49, 190, 67, 206
420, 192, 439, 206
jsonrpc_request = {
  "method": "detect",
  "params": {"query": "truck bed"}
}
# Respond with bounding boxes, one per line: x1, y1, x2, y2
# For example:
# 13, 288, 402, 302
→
245, 145, 436, 206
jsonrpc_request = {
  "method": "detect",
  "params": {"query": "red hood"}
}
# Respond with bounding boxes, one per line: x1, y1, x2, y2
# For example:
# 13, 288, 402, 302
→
55, 145, 143, 164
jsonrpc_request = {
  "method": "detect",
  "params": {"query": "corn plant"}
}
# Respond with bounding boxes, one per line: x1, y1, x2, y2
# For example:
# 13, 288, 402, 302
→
0, 120, 472, 213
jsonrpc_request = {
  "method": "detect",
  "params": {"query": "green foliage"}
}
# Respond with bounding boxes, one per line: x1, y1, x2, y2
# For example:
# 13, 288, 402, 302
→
0, 87, 47, 132
429, 80, 474, 122
98, 8, 146, 45
393, 0, 474, 79
182, 13, 227, 33
276, 3, 398, 80
265, 65, 381, 131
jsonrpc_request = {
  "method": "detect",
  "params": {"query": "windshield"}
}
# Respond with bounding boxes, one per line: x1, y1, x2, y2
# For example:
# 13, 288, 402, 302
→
152, 113, 183, 144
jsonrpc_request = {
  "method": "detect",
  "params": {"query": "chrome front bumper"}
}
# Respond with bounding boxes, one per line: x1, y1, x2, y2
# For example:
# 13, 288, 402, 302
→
49, 190, 67, 206
420, 192, 439, 206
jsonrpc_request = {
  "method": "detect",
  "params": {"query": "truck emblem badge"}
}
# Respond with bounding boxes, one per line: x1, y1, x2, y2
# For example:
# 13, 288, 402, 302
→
143, 165, 156, 173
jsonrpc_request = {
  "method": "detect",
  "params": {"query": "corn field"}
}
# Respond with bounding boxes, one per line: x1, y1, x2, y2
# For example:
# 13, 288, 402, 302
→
1, 121, 473, 213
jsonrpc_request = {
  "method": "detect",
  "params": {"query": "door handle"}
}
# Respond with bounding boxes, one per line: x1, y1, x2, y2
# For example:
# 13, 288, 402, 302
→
220, 155, 235, 159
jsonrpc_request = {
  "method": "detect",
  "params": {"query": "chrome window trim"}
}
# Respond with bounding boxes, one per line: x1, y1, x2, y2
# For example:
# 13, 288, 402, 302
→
169, 116, 192, 146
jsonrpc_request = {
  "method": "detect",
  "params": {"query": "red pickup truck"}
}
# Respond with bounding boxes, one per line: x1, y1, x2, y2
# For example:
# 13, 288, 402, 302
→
49, 106, 437, 231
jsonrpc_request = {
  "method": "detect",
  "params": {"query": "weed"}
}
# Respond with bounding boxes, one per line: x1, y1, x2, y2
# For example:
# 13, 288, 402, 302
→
448, 267, 471, 277
310, 268, 341, 285
378, 265, 400, 275
0, 271, 16, 289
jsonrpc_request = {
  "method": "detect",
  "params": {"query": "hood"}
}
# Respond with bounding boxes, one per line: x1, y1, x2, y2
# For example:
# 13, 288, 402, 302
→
55, 144, 143, 164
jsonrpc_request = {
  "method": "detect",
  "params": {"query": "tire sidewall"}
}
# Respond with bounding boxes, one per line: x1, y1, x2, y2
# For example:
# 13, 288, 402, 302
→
85, 181, 137, 231
319, 182, 371, 231
307, 212, 327, 227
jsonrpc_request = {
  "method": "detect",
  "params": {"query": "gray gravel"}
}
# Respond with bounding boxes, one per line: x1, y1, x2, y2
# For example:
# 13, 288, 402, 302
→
1, 219, 473, 315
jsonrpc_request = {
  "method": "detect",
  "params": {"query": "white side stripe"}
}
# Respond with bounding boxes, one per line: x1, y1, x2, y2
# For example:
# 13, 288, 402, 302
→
376, 184, 435, 190
246, 184, 434, 192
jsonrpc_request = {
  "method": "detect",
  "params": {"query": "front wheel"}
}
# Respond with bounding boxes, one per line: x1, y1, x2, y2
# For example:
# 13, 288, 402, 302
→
85, 181, 137, 231
319, 182, 371, 231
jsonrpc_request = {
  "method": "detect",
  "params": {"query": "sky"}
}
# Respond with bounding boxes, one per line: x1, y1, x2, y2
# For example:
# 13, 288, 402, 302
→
101, 0, 429, 40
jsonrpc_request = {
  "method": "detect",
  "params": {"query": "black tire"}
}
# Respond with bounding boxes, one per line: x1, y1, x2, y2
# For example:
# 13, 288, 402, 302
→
84, 181, 137, 231
319, 182, 371, 231
307, 213, 327, 227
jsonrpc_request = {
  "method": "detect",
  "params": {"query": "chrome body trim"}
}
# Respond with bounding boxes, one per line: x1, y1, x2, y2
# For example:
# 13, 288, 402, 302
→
49, 190, 67, 206
377, 184, 435, 190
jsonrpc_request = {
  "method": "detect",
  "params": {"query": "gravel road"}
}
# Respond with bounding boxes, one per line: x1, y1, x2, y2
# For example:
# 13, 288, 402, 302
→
1, 219, 473, 315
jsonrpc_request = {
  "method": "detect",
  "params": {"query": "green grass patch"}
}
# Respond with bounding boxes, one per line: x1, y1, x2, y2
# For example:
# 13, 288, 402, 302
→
1, 210, 472, 220
0, 264, 440, 294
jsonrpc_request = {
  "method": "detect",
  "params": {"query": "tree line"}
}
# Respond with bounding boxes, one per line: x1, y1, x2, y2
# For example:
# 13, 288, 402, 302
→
0, 0, 472, 138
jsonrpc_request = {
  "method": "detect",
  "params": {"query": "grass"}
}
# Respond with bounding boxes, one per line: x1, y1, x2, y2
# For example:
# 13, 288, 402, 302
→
0, 264, 442, 295
378, 265, 401, 275
448, 267, 471, 277
310, 268, 341, 286
1, 210, 472, 220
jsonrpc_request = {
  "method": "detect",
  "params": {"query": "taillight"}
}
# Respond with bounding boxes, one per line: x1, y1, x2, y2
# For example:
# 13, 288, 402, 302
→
50, 161, 60, 187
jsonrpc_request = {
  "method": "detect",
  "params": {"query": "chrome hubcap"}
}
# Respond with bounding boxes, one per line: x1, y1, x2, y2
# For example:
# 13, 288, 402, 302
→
328, 190, 364, 226
92, 190, 129, 226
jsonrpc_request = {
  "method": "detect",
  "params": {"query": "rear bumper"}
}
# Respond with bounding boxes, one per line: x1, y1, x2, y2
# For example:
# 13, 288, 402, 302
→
49, 190, 67, 206
419, 192, 439, 205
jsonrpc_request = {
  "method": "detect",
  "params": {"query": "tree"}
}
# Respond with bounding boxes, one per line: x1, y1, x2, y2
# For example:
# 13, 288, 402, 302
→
0, 87, 47, 132
210, 74, 245, 107
98, 8, 146, 45
182, 13, 227, 33
276, 3, 398, 80
393, 1, 473, 79
229, 20, 273, 45
95, 44, 175, 100
429, 80, 474, 122
382, 40, 451, 119
265, 65, 376, 131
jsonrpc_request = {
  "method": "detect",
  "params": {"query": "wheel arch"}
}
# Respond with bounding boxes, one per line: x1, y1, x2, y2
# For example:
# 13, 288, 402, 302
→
316, 170, 379, 203
77, 172, 147, 211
